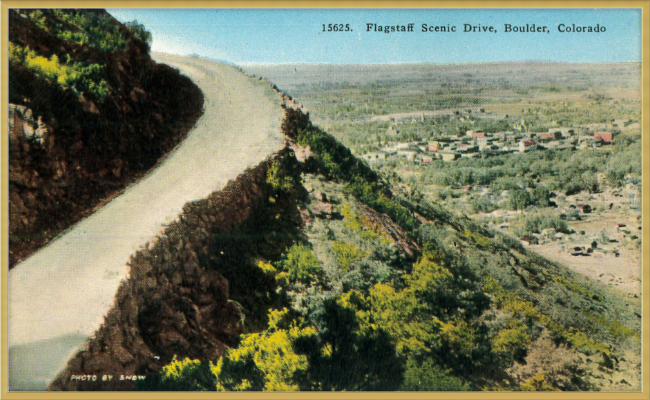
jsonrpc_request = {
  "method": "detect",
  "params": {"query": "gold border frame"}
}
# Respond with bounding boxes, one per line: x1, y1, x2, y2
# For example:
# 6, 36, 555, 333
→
0, 1, 648, 399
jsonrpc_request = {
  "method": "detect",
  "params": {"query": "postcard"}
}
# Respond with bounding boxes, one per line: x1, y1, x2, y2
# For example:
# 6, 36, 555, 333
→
3, 4, 648, 397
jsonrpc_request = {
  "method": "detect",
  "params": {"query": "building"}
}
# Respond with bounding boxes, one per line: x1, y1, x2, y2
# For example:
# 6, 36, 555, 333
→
428, 142, 439, 152
539, 131, 561, 142
577, 204, 592, 214
397, 150, 418, 161
459, 144, 479, 154
519, 139, 537, 152
520, 235, 538, 245
593, 132, 612, 144
439, 151, 460, 162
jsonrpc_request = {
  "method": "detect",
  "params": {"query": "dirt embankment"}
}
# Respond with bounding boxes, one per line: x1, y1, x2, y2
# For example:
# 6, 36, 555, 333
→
8, 9, 204, 267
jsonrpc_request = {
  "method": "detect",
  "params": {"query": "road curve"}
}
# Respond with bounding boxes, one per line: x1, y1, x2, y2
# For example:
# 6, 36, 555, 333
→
7, 54, 285, 391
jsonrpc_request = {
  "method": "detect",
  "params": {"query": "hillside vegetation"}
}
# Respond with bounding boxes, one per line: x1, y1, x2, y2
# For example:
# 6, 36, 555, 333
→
50, 103, 640, 392
8, 9, 203, 267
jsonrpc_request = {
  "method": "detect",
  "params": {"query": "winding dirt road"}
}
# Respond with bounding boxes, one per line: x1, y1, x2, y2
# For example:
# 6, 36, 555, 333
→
7, 54, 285, 391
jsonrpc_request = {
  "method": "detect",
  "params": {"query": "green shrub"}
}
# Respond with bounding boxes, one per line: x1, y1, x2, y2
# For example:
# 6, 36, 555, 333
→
584, 311, 639, 341
274, 244, 323, 286
552, 276, 603, 301
509, 189, 531, 210
402, 358, 470, 391
332, 241, 367, 272
492, 319, 531, 353
340, 202, 392, 244
471, 196, 498, 213
520, 374, 560, 391
22, 9, 133, 53
522, 214, 569, 235
346, 178, 417, 230
138, 356, 216, 391
266, 159, 295, 194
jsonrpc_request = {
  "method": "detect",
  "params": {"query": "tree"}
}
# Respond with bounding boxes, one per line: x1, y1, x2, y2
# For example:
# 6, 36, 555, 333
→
509, 189, 531, 210
125, 20, 152, 50
532, 186, 551, 207
402, 358, 470, 391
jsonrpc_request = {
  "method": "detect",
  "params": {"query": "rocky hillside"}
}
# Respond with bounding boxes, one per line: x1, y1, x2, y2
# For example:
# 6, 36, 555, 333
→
48, 88, 640, 392
8, 9, 204, 267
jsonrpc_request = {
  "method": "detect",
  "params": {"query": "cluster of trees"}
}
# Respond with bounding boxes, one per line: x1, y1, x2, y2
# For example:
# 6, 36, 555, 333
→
11, 10, 154, 101
20, 9, 151, 53
125, 20, 153, 50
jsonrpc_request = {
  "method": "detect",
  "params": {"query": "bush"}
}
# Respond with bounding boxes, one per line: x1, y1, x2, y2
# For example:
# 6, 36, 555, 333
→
520, 374, 560, 391
23, 9, 132, 53
471, 196, 498, 214
532, 186, 551, 207
213, 308, 316, 391
275, 244, 323, 286
139, 356, 216, 391
509, 190, 531, 210
492, 319, 531, 358
346, 178, 417, 230
522, 214, 569, 234
402, 358, 470, 391
332, 241, 367, 272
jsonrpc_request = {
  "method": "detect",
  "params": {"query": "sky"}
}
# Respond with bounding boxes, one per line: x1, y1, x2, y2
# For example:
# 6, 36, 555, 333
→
107, 8, 642, 65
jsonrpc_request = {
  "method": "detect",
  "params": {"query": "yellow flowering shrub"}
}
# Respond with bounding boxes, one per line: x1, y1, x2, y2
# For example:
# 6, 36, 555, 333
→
213, 308, 317, 391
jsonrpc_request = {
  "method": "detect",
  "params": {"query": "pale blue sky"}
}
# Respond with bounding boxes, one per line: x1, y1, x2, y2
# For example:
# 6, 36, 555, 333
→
107, 8, 642, 64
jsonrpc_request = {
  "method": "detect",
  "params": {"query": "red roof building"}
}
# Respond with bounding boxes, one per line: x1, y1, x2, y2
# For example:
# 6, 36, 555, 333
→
520, 235, 537, 245
471, 131, 485, 139
428, 143, 438, 152
593, 132, 612, 144
577, 204, 592, 213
